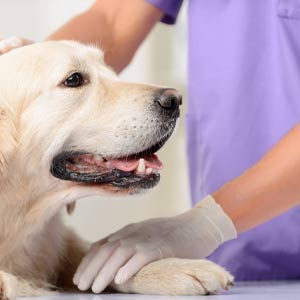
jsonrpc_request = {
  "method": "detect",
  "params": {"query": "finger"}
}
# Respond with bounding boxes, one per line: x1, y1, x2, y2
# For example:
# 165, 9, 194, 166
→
0, 36, 31, 54
76, 241, 120, 291
114, 248, 162, 285
73, 238, 107, 285
91, 246, 136, 294
0, 36, 23, 54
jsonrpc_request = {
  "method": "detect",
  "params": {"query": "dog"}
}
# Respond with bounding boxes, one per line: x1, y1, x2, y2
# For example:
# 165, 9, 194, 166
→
0, 41, 233, 299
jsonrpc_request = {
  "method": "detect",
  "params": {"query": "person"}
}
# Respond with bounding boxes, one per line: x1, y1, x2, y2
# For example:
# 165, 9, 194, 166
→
2, 0, 300, 294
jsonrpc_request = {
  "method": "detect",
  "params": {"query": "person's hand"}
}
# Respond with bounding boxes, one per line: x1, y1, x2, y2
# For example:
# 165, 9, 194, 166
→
73, 195, 237, 293
0, 36, 33, 54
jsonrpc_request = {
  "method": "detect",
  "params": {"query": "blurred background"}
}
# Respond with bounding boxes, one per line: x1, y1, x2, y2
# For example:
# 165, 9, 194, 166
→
0, 0, 190, 241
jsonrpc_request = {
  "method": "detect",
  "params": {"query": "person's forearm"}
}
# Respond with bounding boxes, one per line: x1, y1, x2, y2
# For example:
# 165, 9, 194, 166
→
213, 124, 300, 233
47, 0, 163, 72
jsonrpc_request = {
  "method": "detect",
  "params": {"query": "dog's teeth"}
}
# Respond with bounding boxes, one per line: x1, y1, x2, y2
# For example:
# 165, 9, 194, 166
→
146, 168, 153, 175
94, 154, 103, 161
137, 158, 146, 173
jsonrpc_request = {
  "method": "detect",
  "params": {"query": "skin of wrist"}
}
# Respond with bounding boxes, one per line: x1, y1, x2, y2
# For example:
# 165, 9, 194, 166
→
212, 181, 244, 233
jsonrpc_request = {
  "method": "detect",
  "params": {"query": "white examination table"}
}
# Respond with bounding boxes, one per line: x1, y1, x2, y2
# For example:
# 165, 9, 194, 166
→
22, 281, 300, 300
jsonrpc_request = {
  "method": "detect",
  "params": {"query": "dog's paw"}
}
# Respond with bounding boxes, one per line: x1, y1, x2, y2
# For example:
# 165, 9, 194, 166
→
112, 258, 233, 295
0, 271, 18, 300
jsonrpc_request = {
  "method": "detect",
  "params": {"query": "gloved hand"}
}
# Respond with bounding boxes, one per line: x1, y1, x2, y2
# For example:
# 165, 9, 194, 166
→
0, 36, 32, 54
73, 195, 237, 293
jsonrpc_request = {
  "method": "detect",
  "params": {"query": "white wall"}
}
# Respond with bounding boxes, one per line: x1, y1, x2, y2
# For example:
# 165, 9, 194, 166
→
0, 0, 190, 241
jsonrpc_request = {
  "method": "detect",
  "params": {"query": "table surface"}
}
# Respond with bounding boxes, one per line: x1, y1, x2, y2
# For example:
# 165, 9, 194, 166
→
21, 281, 300, 300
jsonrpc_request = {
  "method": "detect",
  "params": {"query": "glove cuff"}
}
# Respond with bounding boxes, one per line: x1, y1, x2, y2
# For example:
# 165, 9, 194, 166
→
195, 195, 237, 243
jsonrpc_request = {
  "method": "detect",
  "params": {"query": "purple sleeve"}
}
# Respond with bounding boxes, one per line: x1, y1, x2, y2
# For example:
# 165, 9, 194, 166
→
146, 0, 183, 24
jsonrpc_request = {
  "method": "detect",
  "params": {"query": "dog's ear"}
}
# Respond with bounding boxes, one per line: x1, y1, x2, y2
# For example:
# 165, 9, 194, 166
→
0, 108, 18, 178
66, 201, 76, 215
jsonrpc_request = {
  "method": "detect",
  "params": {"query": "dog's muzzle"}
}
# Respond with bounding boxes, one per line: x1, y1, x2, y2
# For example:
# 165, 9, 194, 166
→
50, 88, 182, 192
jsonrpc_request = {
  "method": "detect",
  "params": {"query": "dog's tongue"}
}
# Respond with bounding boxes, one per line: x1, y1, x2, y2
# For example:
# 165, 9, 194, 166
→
109, 154, 163, 172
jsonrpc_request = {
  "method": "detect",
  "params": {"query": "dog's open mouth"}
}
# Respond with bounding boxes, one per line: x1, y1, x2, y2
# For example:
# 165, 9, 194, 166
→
50, 137, 169, 190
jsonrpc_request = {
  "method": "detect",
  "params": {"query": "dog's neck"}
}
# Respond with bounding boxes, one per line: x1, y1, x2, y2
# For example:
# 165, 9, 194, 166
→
0, 164, 95, 239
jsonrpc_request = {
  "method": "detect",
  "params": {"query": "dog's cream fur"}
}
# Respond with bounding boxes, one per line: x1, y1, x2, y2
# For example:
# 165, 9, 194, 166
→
0, 41, 233, 299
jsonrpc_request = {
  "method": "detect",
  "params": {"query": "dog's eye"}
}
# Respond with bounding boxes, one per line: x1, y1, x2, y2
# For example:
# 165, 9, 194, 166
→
64, 73, 83, 88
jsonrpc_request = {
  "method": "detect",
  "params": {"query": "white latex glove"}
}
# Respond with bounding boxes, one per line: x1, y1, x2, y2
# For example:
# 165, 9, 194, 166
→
73, 195, 237, 293
0, 36, 32, 54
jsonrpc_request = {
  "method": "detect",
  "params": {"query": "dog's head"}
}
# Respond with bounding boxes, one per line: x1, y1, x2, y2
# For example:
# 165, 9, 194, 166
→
0, 41, 181, 201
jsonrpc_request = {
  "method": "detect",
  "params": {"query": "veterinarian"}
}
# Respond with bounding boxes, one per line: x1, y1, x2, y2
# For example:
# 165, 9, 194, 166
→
2, 0, 300, 293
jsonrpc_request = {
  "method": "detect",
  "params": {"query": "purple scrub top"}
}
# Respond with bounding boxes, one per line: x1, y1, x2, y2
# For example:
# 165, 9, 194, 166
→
146, 0, 300, 280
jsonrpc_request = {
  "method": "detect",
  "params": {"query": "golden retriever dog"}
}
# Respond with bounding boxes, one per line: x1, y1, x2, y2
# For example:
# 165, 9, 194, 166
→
0, 41, 233, 299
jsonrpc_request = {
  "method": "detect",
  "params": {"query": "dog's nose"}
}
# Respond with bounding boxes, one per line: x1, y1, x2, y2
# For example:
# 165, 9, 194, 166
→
156, 89, 182, 111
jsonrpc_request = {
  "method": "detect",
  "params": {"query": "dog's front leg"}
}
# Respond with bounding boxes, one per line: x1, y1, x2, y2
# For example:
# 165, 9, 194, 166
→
59, 233, 234, 296
110, 258, 234, 295
0, 271, 54, 300
0, 271, 18, 300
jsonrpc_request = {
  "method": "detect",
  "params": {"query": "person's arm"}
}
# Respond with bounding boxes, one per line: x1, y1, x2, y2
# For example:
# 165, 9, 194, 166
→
213, 124, 300, 232
48, 0, 163, 72
0, 0, 163, 72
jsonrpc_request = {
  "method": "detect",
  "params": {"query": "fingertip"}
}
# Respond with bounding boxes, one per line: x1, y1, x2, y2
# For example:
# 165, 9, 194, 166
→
0, 45, 7, 54
91, 286, 100, 294
91, 282, 104, 294
114, 270, 128, 285
6, 36, 23, 47
77, 279, 90, 292
0, 36, 28, 55
114, 274, 122, 285
73, 274, 79, 285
